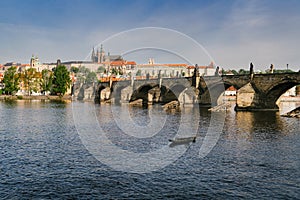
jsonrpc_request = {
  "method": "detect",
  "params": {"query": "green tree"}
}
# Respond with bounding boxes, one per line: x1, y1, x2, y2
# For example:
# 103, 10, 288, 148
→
70, 66, 79, 73
78, 66, 90, 74
111, 68, 118, 75
21, 67, 39, 95
40, 69, 53, 94
86, 71, 97, 83
273, 69, 294, 73
97, 66, 106, 73
136, 69, 142, 76
231, 70, 238, 75
238, 69, 249, 75
221, 68, 226, 75
3, 66, 19, 95
76, 66, 91, 83
52, 65, 71, 95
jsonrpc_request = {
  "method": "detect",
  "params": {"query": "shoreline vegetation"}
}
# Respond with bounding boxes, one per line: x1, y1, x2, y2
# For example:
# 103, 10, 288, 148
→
0, 95, 299, 103
0, 95, 72, 102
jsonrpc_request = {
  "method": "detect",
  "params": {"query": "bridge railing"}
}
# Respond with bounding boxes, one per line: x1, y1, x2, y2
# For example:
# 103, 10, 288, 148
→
99, 75, 191, 83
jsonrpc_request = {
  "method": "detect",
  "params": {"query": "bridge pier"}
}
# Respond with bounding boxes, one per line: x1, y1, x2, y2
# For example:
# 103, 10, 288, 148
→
120, 86, 133, 103
90, 72, 299, 111
100, 87, 111, 102
148, 87, 161, 104
178, 87, 198, 106
235, 83, 279, 111
94, 86, 111, 103
76, 83, 95, 101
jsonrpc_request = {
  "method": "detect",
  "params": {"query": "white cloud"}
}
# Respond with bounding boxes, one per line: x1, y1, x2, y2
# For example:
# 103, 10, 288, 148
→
205, 0, 300, 71
0, 1, 299, 71
0, 22, 95, 63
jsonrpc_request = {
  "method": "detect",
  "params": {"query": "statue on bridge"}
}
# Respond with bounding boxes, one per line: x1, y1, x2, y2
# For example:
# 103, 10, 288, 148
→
194, 64, 199, 76
215, 66, 220, 76
250, 62, 254, 80
270, 64, 274, 73
192, 64, 200, 88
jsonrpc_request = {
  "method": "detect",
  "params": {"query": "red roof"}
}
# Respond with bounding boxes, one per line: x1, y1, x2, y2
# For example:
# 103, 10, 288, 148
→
139, 63, 188, 67
110, 60, 136, 66
227, 86, 237, 91
187, 65, 212, 69
21, 64, 30, 67
126, 61, 136, 65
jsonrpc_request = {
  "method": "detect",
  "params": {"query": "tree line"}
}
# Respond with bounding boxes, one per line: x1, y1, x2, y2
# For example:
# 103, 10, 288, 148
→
70, 66, 97, 84
221, 68, 295, 75
2, 65, 71, 96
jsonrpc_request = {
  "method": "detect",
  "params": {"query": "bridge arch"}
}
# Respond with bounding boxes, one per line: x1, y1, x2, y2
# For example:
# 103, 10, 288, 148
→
130, 84, 159, 105
95, 85, 111, 103
160, 84, 186, 103
199, 82, 229, 106
91, 72, 299, 110
235, 73, 300, 110
264, 80, 300, 108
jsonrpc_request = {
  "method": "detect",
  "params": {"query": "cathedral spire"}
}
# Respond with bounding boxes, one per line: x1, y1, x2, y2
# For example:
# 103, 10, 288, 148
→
99, 44, 105, 63
91, 47, 95, 62
100, 44, 104, 53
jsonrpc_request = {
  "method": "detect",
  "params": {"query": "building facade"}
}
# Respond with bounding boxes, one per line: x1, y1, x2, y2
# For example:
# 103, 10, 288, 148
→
135, 60, 216, 78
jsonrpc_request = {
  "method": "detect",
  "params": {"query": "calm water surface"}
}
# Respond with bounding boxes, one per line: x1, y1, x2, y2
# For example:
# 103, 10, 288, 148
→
0, 100, 299, 199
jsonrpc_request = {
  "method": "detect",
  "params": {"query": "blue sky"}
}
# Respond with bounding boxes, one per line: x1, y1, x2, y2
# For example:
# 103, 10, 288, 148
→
0, 0, 300, 71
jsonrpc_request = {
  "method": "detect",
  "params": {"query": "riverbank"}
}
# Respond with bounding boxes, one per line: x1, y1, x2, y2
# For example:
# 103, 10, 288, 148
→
221, 95, 300, 102
0, 95, 72, 102
1, 94, 298, 104
278, 96, 300, 102
281, 106, 300, 118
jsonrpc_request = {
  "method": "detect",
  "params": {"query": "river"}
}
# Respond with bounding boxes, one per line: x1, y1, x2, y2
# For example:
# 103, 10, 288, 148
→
0, 100, 299, 199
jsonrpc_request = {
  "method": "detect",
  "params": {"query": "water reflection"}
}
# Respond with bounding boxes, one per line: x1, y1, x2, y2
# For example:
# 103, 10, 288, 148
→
0, 99, 68, 109
224, 109, 295, 142
94, 104, 201, 154
0, 100, 70, 139
278, 101, 300, 115
1, 100, 299, 198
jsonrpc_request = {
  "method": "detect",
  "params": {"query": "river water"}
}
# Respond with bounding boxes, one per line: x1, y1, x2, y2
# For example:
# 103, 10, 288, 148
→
0, 100, 299, 199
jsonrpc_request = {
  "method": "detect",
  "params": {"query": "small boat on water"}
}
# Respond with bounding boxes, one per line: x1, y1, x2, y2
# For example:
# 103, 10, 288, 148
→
168, 136, 196, 148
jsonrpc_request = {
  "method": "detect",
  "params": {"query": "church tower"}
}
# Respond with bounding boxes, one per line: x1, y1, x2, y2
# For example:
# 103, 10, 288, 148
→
91, 47, 96, 62
97, 48, 100, 63
99, 44, 105, 63
30, 54, 35, 67
30, 54, 40, 68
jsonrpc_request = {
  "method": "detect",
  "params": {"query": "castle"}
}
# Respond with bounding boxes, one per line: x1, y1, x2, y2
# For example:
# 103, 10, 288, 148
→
91, 44, 123, 64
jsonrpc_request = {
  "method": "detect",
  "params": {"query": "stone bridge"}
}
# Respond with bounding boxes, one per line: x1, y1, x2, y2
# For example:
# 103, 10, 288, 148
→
198, 72, 300, 110
95, 77, 196, 106
235, 73, 300, 110
77, 71, 299, 111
